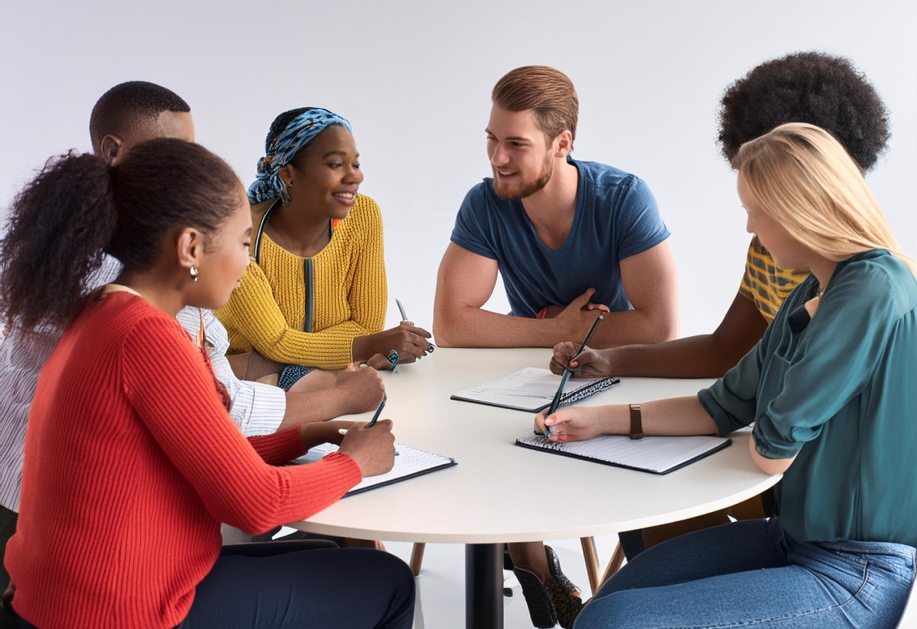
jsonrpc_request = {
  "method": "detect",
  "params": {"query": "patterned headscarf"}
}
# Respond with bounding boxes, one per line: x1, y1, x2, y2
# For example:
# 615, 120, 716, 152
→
247, 108, 352, 204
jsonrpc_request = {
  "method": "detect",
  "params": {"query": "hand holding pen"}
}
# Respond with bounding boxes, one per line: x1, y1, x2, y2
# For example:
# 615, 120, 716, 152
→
544, 313, 605, 438
337, 395, 398, 473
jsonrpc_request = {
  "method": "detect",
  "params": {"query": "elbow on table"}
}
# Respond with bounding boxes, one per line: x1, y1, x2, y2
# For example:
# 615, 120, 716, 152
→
432, 310, 462, 348
224, 510, 279, 537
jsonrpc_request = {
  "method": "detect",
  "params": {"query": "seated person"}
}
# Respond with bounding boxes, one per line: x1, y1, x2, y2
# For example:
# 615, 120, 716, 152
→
216, 108, 432, 377
433, 65, 678, 352
433, 65, 678, 629
543, 123, 917, 629
0, 83, 385, 585
549, 51, 892, 560
1, 138, 414, 629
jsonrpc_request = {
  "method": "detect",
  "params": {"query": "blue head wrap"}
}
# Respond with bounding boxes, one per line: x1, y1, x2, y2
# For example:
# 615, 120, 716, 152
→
248, 107, 352, 204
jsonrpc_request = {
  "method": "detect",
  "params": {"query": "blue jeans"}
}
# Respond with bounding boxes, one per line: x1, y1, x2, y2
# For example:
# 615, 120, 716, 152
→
576, 518, 914, 629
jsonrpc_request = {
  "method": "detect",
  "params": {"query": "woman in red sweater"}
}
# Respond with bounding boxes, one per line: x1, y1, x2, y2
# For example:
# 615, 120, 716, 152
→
0, 139, 414, 629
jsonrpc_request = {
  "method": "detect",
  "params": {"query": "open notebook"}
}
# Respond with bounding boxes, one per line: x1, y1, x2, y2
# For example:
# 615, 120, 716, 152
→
296, 443, 456, 496
451, 367, 620, 413
516, 434, 731, 475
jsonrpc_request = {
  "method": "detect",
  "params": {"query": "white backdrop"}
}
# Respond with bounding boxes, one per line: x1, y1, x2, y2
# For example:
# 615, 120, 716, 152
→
2, 0, 914, 337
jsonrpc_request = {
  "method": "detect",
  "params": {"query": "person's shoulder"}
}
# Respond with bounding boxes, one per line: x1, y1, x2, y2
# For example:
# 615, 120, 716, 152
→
838, 250, 917, 312
344, 193, 383, 229
575, 159, 642, 189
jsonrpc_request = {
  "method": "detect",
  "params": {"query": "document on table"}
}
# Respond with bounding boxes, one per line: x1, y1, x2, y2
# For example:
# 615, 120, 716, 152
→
296, 443, 456, 496
515, 433, 731, 475
451, 367, 620, 413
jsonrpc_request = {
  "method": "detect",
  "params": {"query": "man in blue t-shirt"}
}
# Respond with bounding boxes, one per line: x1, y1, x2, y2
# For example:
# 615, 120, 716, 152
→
431, 65, 680, 629
433, 65, 678, 351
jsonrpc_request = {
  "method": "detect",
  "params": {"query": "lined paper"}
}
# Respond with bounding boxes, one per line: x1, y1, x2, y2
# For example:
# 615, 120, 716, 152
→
297, 443, 455, 495
516, 434, 731, 474
451, 367, 619, 413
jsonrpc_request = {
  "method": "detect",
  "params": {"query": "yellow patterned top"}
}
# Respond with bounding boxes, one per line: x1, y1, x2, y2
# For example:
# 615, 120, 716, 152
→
216, 194, 387, 369
738, 237, 810, 323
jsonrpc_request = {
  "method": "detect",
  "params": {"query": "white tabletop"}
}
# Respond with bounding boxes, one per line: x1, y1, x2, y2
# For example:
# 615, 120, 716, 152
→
290, 348, 781, 544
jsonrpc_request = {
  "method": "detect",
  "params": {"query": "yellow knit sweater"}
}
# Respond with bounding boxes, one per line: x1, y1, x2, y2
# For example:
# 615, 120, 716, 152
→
216, 194, 387, 369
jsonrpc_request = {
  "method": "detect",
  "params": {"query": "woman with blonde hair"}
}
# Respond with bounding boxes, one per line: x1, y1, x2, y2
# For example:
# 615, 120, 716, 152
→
547, 123, 917, 628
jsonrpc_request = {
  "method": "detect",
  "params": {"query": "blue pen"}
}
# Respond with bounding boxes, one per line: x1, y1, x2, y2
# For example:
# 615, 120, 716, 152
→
545, 314, 604, 438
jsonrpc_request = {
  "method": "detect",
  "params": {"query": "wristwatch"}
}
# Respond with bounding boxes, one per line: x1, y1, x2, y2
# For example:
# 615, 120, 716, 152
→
629, 404, 644, 440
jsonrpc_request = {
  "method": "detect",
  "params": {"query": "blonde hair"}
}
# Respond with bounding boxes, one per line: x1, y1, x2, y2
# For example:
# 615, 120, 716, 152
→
733, 122, 916, 277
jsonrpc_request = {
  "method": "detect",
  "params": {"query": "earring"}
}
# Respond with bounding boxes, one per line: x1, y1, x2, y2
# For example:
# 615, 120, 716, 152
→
190, 265, 199, 282
279, 180, 293, 206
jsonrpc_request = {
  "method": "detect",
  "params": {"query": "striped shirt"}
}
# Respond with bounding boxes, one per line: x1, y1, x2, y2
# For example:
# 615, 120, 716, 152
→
0, 256, 286, 513
738, 237, 810, 323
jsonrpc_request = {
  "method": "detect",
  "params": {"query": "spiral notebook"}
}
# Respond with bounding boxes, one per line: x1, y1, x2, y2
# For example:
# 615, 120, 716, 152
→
515, 434, 731, 475
451, 367, 620, 413
296, 443, 456, 496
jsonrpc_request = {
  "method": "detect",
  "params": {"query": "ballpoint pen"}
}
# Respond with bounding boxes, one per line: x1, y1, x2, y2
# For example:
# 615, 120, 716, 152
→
544, 313, 604, 438
396, 298, 434, 354
338, 394, 397, 454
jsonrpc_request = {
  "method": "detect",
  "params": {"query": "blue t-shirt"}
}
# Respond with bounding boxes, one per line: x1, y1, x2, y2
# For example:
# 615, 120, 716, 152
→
450, 159, 670, 317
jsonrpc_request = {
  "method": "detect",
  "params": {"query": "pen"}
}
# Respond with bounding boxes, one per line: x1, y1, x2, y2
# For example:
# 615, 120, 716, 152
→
396, 298, 435, 354
545, 313, 604, 437
338, 394, 398, 454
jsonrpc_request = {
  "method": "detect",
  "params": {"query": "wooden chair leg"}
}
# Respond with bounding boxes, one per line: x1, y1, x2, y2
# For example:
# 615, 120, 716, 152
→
599, 541, 626, 588
410, 542, 426, 576
580, 536, 600, 595
374, 540, 386, 552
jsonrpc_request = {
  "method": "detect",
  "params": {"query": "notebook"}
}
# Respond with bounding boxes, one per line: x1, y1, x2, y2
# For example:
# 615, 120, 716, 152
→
451, 367, 620, 413
515, 433, 731, 475
296, 443, 456, 496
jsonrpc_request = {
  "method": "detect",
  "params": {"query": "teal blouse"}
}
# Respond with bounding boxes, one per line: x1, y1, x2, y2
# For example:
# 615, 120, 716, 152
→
699, 250, 917, 547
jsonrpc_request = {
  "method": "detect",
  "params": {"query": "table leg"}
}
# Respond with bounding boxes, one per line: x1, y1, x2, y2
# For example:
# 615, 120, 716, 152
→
465, 543, 503, 629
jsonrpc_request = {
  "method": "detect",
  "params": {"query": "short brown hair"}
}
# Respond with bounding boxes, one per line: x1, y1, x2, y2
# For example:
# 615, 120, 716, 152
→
492, 65, 579, 148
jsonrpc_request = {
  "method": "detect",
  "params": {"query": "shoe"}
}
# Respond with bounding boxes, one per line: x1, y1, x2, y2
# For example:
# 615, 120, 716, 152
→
512, 564, 558, 628
543, 546, 584, 629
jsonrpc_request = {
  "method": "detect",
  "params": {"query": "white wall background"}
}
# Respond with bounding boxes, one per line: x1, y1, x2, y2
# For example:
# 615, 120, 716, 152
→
2, 0, 914, 338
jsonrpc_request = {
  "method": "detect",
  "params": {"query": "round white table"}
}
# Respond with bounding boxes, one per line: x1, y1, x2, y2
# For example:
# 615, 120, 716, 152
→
290, 348, 781, 628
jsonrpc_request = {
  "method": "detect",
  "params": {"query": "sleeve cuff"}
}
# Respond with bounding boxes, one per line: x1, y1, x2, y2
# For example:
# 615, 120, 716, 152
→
450, 235, 498, 260
697, 388, 748, 437
239, 382, 287, 436
751, 423, 802, 460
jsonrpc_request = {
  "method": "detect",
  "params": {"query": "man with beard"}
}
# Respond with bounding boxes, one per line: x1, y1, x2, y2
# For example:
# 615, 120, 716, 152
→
433, 65, 678, 352
432, 65, 678, 629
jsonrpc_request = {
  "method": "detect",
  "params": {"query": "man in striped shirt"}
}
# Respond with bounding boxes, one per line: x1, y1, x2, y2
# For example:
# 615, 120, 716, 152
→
0, 82, 384, 589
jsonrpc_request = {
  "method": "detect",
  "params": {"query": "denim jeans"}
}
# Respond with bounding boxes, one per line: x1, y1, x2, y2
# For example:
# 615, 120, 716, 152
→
575, 518, 914, 629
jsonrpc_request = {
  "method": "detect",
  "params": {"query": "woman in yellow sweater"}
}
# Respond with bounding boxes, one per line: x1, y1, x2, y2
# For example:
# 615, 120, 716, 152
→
217, 108, 432, 383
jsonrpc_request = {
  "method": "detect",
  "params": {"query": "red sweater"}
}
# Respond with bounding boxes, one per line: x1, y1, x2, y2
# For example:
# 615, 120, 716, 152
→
6, 292, 362, 629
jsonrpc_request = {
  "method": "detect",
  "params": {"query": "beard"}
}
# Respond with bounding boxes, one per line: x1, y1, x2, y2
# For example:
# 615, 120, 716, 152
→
492, 153, 554, 201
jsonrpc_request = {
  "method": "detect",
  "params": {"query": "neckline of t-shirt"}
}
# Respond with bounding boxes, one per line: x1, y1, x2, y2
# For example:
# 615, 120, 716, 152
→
516, 158, 585, 257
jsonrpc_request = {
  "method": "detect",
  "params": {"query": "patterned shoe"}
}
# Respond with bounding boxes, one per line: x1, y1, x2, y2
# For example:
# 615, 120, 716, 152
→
543, 546, 584, 629
512, 564, 558, 628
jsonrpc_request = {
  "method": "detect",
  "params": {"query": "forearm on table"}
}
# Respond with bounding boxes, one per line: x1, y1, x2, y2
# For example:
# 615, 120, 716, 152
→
585, 308, 678, 349
601, 396, 719, 436
603, 333, 751, 378
434, 306, 564, 348
250, 322, 365, 369
277, 387, 345, 429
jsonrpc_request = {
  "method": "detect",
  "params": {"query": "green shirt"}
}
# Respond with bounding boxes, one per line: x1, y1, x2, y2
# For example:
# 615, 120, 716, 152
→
698, 249, 917, 547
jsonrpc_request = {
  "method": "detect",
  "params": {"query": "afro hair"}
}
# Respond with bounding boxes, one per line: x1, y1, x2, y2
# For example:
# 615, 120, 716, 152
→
718, 52, 890, 172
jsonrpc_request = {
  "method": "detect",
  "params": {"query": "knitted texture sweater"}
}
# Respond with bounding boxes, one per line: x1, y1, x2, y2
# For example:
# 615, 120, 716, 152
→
216, 194, 387, 369
5, 292, 361, 629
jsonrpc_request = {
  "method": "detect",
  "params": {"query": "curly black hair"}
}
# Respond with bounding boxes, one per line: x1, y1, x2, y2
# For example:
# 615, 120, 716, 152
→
0, 139, 239, 333
89, 81, 190, 154
718, 52, 890, 172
